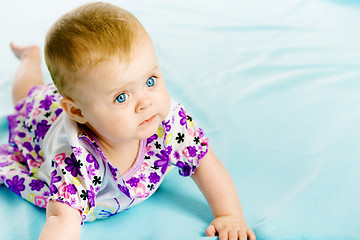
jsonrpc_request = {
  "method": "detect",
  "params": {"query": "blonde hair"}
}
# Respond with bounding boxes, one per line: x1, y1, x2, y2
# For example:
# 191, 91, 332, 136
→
44, 2, 146, 97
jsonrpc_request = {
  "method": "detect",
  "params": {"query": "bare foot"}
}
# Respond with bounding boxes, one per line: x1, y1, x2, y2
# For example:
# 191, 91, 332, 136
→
10, 42, 40, 60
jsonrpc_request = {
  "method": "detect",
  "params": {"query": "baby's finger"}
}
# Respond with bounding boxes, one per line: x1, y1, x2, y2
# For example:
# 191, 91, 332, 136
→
218, 230, 228, 240
247, 229, 256, 240
228, 230, 238, 240
240, 231, 248, 240
205, 224, 216, 237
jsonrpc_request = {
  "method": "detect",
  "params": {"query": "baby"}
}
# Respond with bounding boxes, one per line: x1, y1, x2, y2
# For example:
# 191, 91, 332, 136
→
0, 2, 255, 240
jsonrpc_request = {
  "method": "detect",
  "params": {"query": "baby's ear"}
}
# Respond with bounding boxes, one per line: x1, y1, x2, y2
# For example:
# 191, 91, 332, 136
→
60, 98, 87, 124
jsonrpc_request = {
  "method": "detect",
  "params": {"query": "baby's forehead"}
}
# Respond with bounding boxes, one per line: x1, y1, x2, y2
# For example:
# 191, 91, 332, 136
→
80, 44, 157, 83
66, 30, 156, 83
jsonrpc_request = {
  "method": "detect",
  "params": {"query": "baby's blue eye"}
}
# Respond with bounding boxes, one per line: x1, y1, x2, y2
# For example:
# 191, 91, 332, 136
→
115, 93, 128, 103
146, 77, 156, 87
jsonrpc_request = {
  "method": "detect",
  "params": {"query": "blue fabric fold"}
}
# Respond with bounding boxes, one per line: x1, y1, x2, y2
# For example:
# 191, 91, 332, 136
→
0, 0, 359, 239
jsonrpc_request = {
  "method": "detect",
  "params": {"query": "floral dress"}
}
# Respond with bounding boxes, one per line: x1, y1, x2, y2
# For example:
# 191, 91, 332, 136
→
0, 83, 209, 222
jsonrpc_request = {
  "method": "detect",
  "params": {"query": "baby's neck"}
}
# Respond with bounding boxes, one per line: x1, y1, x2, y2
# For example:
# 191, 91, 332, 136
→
99, 139, 140, 175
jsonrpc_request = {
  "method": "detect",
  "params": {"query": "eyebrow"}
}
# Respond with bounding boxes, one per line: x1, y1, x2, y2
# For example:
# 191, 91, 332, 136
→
107, 65, 160, 97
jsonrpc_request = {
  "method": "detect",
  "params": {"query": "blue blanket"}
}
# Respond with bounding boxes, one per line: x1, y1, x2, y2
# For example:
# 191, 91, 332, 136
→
1, 0, 359, 239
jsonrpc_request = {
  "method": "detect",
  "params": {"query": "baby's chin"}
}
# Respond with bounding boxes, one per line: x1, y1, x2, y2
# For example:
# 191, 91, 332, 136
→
138, 118, 163, 140
138, 131, 158, 141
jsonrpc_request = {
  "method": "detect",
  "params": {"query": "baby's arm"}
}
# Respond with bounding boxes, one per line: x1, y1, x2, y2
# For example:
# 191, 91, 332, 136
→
38, 201, 82, 240
191, 147, 256, 240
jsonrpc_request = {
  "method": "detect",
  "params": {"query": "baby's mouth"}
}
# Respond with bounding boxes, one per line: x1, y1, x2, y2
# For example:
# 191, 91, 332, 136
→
139, 115, 157, 126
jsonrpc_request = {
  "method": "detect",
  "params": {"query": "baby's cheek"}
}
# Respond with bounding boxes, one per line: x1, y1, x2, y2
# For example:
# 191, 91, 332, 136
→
162, 93, 171, 117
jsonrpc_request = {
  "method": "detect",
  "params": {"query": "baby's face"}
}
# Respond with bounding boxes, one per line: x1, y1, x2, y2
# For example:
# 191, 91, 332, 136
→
72, 36, 170, 146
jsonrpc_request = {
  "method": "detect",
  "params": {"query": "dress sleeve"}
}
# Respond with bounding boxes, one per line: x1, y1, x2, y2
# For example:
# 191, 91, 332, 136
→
41, 113, 102, 223
163, 103, 209, 176
46, 148, 101, 222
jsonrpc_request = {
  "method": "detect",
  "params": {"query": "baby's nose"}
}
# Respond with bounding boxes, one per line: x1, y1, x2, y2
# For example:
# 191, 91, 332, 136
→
135, 97, 152, 112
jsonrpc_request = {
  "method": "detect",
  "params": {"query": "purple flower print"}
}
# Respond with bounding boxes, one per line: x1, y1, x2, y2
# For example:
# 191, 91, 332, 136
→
139, 173, 146, 182
6, 176, 25, 196
14, 101, 25, 111
154, 150, 169, 174
0, 145, 11, 155
126, 177, 140, 187
23, 142, 33, 152
178, 108, 187, 126
29, 179, 45, 191
147, 134, 158, 145
27, 86, 38, 95
73, 147, 82, 157
39, 95, 55, 111
25, 153, 35, 163
70, 198, 77, 206
86, 154, 99, 170
197, 128, 204, 138
198, 150, 207, 160
65, 153, 82, 177
165, 146, 173, 155
118, 184, 130, 198
35, 120, 51, 141
0, 161, 12, 167
49, 170, 62, 194
163, 119, 171, 132
148, 172, 160, 184
187, 146, 197, 158
17, 132, 26, 138
108, 163, 117, 178
55, 108, 63, 117
7, 115, 18, 137
85, 165, 95, 180
173, 151, 181, 160
25, 100, 35, 118
176, 161, 192, 177
67, 184, 77, 195
34, 145, 41, 155
88, 186, 96, 208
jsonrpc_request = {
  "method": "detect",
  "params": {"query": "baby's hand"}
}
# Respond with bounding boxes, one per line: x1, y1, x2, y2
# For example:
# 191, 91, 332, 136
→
205, 216, 256, 240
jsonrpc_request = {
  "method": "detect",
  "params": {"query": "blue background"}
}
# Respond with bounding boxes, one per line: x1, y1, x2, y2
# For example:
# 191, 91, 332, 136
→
1, 0, 360, 239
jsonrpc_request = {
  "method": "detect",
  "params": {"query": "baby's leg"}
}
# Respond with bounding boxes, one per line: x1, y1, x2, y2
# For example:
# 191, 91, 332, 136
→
10, 43, 45, 104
